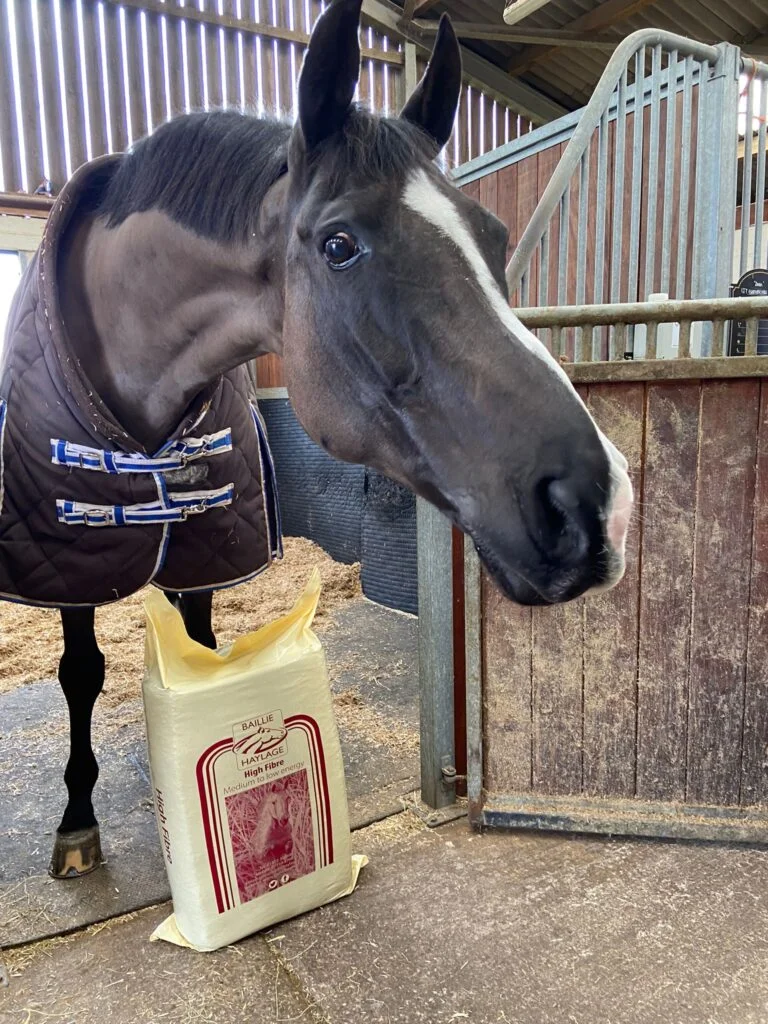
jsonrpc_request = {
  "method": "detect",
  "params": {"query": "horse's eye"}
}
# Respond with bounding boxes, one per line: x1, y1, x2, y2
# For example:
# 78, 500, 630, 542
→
323, 232, 360, 269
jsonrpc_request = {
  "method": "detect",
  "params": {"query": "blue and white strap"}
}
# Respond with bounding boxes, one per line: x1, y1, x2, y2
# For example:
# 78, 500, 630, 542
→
56, 483, 234, 527
50, 429, 232, 474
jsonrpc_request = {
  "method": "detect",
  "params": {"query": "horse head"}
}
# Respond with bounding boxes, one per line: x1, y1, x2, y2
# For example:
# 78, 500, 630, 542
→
280, 0, 633, 605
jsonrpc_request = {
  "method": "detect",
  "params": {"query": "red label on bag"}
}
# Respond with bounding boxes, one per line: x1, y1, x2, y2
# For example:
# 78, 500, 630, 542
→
196, 716, 334, 915
225, 769, 316, 903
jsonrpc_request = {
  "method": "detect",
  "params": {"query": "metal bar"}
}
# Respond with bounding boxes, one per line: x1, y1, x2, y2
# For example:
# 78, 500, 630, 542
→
593, 321, 602, 362
506, 28, 719, 292
745, 317, 759, 356
581, 326, 594, 362
678, 319, 691, 358
693, 43, 740, 315
644, 45, 662, 299
754, 78, 768, 269
646, 321, 658, 359
516, 296, 768, 327
551, 326, 563, 358
558, 187, 569, 305
712, 318, 726, 357
463, 539, 483, 825
610, 66, 627, 303
611, 322, 628, 360
406, 28, 455, 812
594, 109, 609, 307
417, 501, 456, 810
569, 354, 768, 383
576, 149, 589, 306
539, 232, 549, 307
507, 0, 683, 78
628, 47, 645, 302
577, 327, 589, 364
741, 70, 755, 277
521, 269, 530, 308
480, 792, 768, 844
660, 48, 677, 294
675, 56, 694, 299
690, 57, 708, 297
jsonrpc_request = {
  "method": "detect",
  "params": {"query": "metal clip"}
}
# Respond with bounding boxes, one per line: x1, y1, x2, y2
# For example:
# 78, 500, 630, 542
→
179, 501, 209, 520
77, 451, 101, 470
441, 765, 467, 786
180, 441, 205, 465
83, 508, 112, 526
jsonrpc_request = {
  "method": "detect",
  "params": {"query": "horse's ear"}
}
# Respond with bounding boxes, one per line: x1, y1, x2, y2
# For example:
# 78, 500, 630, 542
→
298, 0, 362, 151
400, 15, 462, 151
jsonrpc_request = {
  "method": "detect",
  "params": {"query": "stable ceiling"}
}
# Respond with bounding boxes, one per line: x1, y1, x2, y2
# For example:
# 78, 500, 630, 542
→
400, 0, 768, 113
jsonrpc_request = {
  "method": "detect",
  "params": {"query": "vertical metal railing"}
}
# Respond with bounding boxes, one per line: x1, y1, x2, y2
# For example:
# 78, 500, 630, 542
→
506, 29, 735, 336
735, 59, 768, 281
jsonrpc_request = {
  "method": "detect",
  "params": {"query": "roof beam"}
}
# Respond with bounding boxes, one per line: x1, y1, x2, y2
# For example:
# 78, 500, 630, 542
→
400, 0, 439, 25
503, 0, 558, 27
364, 0, 567, 123
401, 0, 417, 23
413, 18, 618, 50
412, 0, 442, 16
507, 0, 659, 75
743, 32, 768, 59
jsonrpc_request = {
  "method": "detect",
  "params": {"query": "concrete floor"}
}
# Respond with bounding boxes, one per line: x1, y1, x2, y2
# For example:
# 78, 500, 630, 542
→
2, 814, 768, 1024
3, 596, 768, 1023
4, 815, 768, 1024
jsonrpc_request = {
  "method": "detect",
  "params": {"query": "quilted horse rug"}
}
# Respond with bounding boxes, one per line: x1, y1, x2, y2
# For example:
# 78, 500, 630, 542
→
0, 155, 281, 609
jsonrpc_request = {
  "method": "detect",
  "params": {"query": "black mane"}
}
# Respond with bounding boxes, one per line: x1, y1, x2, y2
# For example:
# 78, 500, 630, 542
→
97, 107, 437, 244
317, 105, 438, 186
98, 111, 291, 244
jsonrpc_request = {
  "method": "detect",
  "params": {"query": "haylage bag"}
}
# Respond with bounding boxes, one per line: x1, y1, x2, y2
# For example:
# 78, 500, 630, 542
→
142, 569, 366, 951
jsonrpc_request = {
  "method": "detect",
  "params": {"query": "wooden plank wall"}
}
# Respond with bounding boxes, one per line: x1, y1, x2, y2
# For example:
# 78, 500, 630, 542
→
0, 0, 522, 197
0, 0, 403, 194
0, 1, 526, 390
482, 376, 768, 812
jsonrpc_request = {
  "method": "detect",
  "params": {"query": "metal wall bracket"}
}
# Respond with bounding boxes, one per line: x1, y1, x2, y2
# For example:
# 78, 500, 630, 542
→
441, 759, 467, 786
401, 790, 468, 828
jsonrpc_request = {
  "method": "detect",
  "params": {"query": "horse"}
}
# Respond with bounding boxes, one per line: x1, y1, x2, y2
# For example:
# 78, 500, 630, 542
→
0, 0, 633, 880
254, 790, 294, 860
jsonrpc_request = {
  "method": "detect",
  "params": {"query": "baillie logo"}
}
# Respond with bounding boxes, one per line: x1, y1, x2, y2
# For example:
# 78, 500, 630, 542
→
232, 709, 288, 770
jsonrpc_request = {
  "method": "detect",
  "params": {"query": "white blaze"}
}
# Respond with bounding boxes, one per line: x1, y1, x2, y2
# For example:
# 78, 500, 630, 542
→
402, 169, 633, 577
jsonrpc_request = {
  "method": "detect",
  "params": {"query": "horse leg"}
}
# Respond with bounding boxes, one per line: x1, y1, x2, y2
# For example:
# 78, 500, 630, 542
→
179, 591, 216, 650
49, 607, 106, 879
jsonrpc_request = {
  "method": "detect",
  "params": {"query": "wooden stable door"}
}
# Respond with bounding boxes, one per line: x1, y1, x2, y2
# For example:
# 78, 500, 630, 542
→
473, 374, 768, 842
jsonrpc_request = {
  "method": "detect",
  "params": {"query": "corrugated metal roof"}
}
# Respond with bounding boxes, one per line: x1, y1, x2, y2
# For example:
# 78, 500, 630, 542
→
406, 0, 768, 113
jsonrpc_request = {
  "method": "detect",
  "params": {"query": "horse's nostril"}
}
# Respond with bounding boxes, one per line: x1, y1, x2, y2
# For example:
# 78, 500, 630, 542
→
538, 478, 569, 534
539, 477, 590, 561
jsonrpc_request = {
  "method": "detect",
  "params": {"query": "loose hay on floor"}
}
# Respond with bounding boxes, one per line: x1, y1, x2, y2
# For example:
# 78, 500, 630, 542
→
0, 538, 360, 705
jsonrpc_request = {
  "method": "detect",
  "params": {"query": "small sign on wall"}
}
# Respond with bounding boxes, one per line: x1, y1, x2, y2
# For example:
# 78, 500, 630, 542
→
729, 269, 768, 355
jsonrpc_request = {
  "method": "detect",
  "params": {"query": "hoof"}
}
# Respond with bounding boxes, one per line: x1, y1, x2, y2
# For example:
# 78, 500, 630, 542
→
49, 826, 104, 879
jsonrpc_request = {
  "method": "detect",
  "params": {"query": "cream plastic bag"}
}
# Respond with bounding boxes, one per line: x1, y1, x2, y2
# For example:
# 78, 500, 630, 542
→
142, 569, 366, 952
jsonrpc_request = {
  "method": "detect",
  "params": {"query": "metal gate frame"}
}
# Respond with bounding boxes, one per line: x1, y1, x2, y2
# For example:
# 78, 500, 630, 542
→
462, 296, 768, 842
418, 27, 768, 816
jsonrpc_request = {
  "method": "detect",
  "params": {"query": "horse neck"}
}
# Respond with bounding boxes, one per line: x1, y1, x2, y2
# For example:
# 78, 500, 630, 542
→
60, 186, 289, 452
